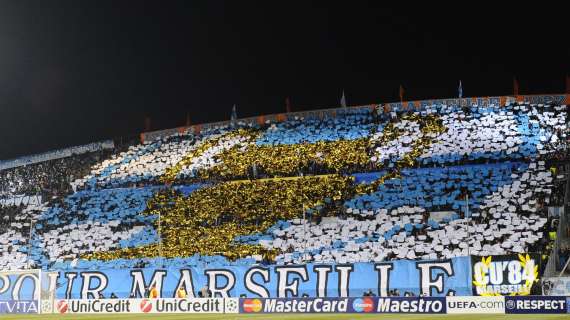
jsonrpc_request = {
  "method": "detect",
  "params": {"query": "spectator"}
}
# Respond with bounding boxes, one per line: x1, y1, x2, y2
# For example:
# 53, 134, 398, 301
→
149, 285, 158, 299
176, 287, 187, 298
199, 286, 210, 298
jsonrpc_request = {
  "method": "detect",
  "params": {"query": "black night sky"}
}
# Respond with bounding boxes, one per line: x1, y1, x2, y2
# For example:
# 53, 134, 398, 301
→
0, 1, 568, 160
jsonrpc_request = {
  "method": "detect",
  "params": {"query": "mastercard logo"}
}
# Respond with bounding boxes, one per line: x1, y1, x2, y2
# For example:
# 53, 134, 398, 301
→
242, 299, 263, 312
352, 297, 374, 312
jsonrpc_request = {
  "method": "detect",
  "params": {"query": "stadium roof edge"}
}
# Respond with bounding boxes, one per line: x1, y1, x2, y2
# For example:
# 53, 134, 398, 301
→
141, 93, 568, 143
1, 93, 567, 170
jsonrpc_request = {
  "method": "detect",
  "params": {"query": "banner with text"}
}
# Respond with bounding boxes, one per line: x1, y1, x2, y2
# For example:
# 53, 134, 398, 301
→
1, 258, 471, 300
504, 296, 567, 314
53, 298, 238, 314
240, 297, 447, 314
471, 254, 540, 296
446, 296, 505, 314
0, 300, 38, 314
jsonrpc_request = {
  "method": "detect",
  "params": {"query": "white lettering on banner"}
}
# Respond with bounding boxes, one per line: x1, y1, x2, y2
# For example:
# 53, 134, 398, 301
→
45, 272, 59, 300
416, 261, 454, 296
130, 270, 167, 298
0, 274, 9, 295
64, 273, 78, 299
174, 269, 197, 298
374, 263, 393, 297
11, 274, 40, 300
53, 298, 236, 314
54, 259, 469, 300
80, 272, 108, 299
447, 296, 505, 314
334, 265, 353, 297
0, 301, 38, 314
205, 270, 236, 298
516, 299, 564, 310
377, 298, 443, 313
313, 266, 332, 298
275, 266, 309, 297
472, 255, 538, 295
263, 298, 348, 313
245, 267, 270, 298
0, 271, 43, 308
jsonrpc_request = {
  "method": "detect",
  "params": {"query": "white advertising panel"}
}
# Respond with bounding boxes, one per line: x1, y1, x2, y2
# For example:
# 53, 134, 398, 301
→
447, 296, 505, 314
53, 298, 237, 314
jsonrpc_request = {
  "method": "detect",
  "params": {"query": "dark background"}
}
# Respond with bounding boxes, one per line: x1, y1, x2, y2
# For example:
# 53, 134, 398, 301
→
0, 1, 568, 160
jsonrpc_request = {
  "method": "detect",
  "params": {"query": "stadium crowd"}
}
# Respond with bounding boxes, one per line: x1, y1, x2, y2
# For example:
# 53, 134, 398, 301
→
0, 100, 567, 272
0, 149, 117, 199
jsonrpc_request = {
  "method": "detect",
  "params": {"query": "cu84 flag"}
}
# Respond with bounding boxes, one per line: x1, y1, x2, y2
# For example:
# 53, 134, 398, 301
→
471, 254, 540, 296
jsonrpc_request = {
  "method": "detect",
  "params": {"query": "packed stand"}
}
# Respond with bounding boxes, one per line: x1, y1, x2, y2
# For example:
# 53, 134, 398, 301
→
0, 101, 567, 271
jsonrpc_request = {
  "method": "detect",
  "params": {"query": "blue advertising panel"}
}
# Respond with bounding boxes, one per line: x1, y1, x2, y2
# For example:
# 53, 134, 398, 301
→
0, 300, 38, 314
240, 298, 350, 313
373, 297, 446, 314
505, 296, 567, 314
239, 297, 446, 314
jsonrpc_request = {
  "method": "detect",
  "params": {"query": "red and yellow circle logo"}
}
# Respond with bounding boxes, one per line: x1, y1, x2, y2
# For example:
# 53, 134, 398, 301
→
242, 299, 263, 312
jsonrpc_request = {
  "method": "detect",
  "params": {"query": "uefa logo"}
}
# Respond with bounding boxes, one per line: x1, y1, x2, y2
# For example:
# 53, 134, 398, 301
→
352, 298, 374, 312
505, 299, 515, 310
242, 299, 263, 312
41, 300, 53, 314
225, 299, 238, 313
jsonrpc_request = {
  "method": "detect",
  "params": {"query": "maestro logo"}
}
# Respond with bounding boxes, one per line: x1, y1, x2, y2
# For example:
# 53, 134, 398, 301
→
242, 299, 263, 313
139, 299, 152, 313
352, 298, 374, 312
56, 300, 68, 314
